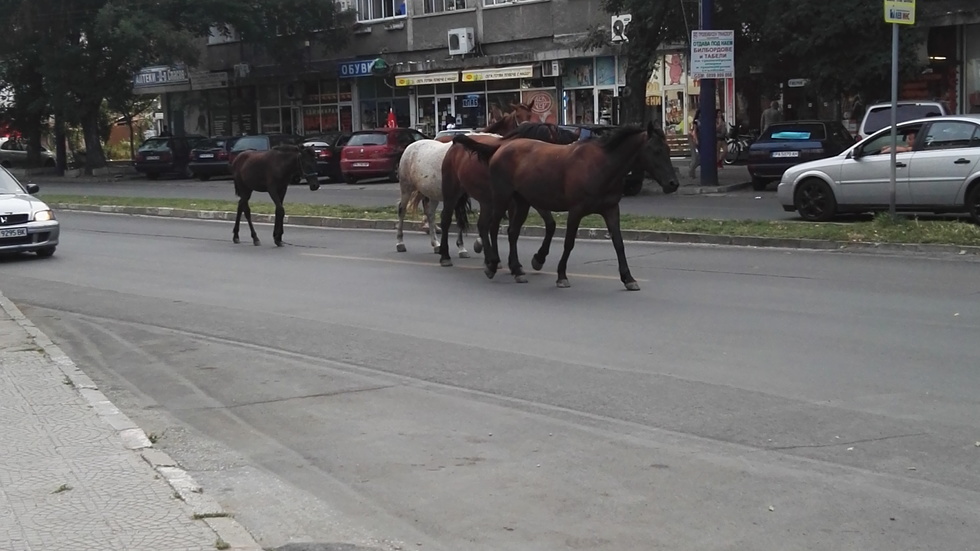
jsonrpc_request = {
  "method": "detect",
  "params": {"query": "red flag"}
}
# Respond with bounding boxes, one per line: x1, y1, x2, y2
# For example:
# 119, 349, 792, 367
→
386, 108, 397, 128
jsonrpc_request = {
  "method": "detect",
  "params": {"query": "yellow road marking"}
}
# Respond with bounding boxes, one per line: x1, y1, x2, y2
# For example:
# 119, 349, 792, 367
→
300, 252, 648, 282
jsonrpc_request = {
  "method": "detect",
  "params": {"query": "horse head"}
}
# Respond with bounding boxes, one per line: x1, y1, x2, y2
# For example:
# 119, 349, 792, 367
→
637, 121, 679, 194
509, 102, 535, 125
299, 146, 320, 190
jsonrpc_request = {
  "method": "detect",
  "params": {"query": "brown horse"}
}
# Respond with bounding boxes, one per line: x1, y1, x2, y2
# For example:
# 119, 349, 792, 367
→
452, 122, 679, 290
438, 123, 579, 270
433, 102, 535, 143
231, 144, 319, 247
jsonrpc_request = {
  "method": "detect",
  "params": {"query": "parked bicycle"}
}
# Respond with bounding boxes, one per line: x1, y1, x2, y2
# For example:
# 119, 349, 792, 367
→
724, 123, 759, 165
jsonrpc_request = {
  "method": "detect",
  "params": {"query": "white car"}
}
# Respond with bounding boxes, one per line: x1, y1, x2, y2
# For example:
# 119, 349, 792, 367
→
777, 114, 980, 223
0, 166, 59, 257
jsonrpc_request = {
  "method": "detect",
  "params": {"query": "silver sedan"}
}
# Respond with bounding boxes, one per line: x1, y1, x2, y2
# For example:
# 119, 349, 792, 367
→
777, 114, 980, 222
0, 167, 59, 257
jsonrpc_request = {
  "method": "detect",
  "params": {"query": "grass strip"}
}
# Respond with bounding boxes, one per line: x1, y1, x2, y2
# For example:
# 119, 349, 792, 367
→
40, 194, 980, 247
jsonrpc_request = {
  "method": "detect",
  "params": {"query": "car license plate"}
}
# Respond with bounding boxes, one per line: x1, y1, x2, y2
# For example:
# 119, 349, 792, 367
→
199, 153, 214, 159
0, 227, 27, 238
771, 151, 799, 158
146, 155, 160, 160
353, 162, 370, 167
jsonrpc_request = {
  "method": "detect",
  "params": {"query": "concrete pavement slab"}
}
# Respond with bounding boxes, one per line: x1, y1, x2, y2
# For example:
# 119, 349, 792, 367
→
0, 291, 262, 551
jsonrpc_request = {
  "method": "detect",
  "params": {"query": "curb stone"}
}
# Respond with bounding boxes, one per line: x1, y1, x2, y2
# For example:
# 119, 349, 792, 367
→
0, 290, 264, 551
50, 202, 980, 257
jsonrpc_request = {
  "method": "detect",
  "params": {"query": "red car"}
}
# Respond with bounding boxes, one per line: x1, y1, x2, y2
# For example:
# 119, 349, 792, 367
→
340, 128, 426, 185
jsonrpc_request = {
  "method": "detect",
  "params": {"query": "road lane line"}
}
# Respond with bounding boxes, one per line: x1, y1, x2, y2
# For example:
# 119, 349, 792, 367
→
300, 252, 648, 282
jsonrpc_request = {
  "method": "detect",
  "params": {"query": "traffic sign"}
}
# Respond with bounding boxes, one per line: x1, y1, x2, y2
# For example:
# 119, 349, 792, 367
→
884, 0, 915, 25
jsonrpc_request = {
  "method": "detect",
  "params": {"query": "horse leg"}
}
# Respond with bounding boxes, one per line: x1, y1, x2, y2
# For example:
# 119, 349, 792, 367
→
600, 205, 639, 291
396, 191, 410, 253
555, 211, 585, 288
425, 199, 440, 254
477, 204, 498, 279
268, 188, 286, 246
438, 196, 455, 267
233, 188, 253, 244
455, 226, 469, 259
531, 208, 556, 271
506, 199, 531, 283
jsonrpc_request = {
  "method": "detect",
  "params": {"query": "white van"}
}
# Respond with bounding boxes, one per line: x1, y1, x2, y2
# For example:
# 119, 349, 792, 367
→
857, 100, 949, 140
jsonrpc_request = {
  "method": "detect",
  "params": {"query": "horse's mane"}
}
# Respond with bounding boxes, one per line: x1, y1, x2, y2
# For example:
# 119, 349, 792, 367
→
598, 125, 646, 151
500, 122, 578, 144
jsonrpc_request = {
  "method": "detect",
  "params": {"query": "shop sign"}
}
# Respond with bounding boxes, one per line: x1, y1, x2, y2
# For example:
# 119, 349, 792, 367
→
690, 30, 735, 79
133, 66, 189, 88
395, 72, 460, 87
338, 58, 386, 78
884, 0, 915, 24
190, 71, 229, 90
461, 65, 534, 82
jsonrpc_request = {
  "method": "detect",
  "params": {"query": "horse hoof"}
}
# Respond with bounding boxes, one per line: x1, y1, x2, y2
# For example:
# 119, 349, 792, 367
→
432, 246, 441, 254
484, 266, 496, 280
531, 257, 544, 271
253, 239, 261, 246
556, 279, 571, 288
515, 274, 528, 284
396, 243, 407, 253
473, 240, 483, 254
275, 241, 283, 247
233, 236, 240, 244
440, 258, 453, 267
625, 281, 641, 291
458, 251, 470, 259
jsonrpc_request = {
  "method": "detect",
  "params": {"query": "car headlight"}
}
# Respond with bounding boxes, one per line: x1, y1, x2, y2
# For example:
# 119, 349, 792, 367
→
33, 210, 55, 222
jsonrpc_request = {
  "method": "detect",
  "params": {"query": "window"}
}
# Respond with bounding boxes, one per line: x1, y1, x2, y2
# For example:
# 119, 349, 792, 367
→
423, 0, 466, 13
356, 0, 404, 21
207, 25, 239, 45
922, 121, 979, 150
484, 0, 539, 4
762, 123, 827, 141
348, 132, 389, 146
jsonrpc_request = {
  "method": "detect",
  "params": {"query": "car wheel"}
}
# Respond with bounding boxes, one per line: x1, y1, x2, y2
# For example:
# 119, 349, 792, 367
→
146, 172, 160, 180
388, 160, 400, 183
344, 174, 358, 185
967, 184, 980, 225
35, 247, 55, 258
622, 179, 643, 197
751, 176, 769, 191
794, 178, 837, 222
197, 174, 211, 181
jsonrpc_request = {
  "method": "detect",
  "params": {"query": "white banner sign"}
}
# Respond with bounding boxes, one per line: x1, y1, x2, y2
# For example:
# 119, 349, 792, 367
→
690, 30, 735, 79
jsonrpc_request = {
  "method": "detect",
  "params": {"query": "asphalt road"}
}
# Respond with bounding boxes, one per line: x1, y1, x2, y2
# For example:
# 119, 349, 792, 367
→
3, 212, 979, 551
28, 168, 797, 222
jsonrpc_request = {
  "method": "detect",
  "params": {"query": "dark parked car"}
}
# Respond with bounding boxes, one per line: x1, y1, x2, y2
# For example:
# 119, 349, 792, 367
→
747, 120, 856, 190
339, 128, 426, 184
561, 124, 646, 196
303, 132, 352, 181
133, 135, 207, 180
228, 133, 306, 167
188, 136, 240, 181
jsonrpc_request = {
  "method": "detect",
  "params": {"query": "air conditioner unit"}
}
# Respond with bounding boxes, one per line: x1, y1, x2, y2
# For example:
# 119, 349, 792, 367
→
611, 14, 631, 44
541, 60, 560, 77
448, 27, 475, 56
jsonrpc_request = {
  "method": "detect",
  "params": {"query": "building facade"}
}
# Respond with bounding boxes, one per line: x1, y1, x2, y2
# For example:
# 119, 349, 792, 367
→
137, 0, 646, 138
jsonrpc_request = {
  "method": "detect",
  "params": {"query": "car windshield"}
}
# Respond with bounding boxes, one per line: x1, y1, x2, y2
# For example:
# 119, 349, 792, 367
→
232, 136, 269, 151
0, 169, 27, 194
864, 104, 944, 134
762, 124, 827, 141
199, 138, 234, 149
308, 132, 344, 145
138, 139, 171, 152
347, 132, 388, 146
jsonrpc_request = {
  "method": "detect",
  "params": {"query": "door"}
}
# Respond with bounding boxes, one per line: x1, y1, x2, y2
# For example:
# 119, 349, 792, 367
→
838, 131, 914, 206
436, 96, 454, 131
908, 120, 980, 206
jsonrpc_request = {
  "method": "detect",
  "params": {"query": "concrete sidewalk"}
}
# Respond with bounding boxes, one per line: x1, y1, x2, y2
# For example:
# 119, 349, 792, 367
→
0, 291, 262, 551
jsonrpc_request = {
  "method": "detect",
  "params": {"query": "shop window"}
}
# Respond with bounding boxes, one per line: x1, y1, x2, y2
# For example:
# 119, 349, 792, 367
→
356, 0, 405, 21
260, 108, 281, 133
968, 25, 980, 114
359, 78, 377, 99
424, 0, 466, 14
258, 85, 280, 107
339, 80, 353, 102
484, 0, 536, 4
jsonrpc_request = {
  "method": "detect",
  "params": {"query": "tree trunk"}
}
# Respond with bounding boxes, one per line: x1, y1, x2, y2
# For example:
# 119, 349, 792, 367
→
621, 49, 655, 126
26, 129, 43, 169
55, 112, 67, 175
81, 108, 108, 174
126, 117, 136, 160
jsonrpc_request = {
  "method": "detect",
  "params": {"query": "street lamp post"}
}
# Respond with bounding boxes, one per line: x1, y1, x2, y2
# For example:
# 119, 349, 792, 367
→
699, 0, 718, 186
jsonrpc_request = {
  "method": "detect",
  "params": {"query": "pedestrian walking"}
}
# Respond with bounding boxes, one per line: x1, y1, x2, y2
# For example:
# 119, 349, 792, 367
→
688, 109, 700, 178
760, 100, 783, 133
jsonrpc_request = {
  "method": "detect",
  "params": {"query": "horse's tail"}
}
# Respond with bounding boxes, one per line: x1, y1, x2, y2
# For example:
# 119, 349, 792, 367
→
406, 189, 426, 215
453, 192, 472, 234
452, 134, 499, 165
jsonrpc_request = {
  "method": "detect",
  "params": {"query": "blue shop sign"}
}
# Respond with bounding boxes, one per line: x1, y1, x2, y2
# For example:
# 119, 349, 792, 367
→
339, 58, 388, 78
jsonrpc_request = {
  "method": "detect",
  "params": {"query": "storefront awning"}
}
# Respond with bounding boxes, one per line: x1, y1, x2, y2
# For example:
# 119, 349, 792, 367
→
395, 71, 460, 87
461, 65, 534, 82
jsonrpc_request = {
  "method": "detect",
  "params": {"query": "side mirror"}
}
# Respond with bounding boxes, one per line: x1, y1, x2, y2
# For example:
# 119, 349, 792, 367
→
26, 183, 39, 194
851, 148, 863, 160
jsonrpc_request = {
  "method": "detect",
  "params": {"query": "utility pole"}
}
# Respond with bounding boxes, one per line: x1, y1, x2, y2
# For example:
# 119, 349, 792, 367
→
698, 0, 718, 186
